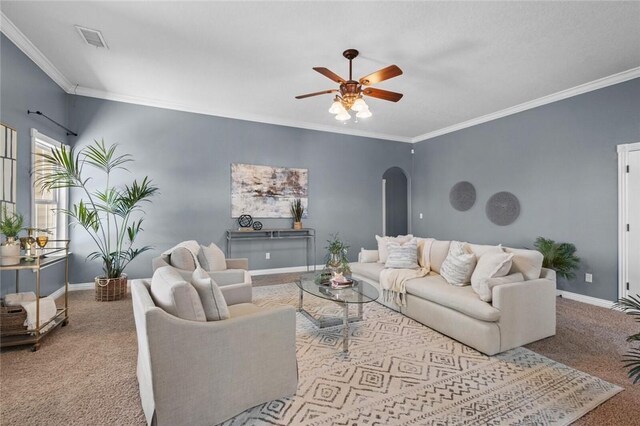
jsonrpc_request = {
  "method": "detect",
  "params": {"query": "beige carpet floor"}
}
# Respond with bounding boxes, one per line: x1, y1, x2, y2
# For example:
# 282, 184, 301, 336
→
1, 277, 638, 425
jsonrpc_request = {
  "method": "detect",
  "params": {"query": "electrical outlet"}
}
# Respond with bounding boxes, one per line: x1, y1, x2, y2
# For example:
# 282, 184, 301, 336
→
585, 273, 593, 283
419, 213, 423, 219
265, 252, 270, 260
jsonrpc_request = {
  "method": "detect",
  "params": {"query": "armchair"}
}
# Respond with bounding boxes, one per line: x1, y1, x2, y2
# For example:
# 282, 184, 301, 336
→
132, 279, 298, 426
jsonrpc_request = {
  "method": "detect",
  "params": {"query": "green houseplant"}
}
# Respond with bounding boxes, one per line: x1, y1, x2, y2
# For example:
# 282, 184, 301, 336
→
325, 233, 351, 275
533, 237, 580, 280
35, 140, 158, 301
290, 198, 304, 230
0, 207, 24, 266
615, 295, 640, 384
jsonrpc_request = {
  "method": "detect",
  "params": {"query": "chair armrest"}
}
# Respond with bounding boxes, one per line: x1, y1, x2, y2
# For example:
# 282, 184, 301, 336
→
145, 305, 297, 425
493, 278, 556, 352
219, 282, 252, 305
226, 258, 248, 270
539, 267, 556, 281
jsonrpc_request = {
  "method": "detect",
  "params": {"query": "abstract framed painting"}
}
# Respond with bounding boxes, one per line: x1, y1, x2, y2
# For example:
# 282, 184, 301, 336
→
231, 163, 308, 218
0, 123, 17, 214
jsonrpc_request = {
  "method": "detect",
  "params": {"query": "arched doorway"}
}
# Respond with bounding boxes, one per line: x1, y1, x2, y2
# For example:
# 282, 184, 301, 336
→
382, 167, 409, 236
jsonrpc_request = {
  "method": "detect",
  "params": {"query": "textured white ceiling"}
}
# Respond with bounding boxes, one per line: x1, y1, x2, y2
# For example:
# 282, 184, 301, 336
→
2, 1, 639, 142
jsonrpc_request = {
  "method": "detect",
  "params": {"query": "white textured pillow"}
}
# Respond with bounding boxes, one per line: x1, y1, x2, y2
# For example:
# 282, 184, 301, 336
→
359, 249, 379, 263
471, 252, 514, 301
198, 243, 227, 271
440, 241, 477, 286
376, 234, 413, 263
191, 268, 230, 320
504, 247, 544, 280
150, 266, 206, 321
477, 273, 525, 302
385, 238, 419, 269
170, 247, 198, 271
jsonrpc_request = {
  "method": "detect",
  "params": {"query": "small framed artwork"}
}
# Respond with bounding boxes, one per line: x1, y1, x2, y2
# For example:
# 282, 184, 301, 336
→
0, 123, 17, 214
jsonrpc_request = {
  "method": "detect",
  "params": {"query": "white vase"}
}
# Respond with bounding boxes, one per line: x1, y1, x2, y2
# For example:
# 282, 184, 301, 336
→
0, 239, 21, 266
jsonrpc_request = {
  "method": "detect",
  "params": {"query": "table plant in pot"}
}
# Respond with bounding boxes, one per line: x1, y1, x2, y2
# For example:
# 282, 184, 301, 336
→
0, 207, 24, 266
35, 140, 158, 301
325, 233, 351, 276
290, 198, 304, 229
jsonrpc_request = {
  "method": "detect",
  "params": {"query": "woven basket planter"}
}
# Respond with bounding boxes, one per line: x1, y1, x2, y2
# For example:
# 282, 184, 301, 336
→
95, 275, 128, 302
0, 305, 28, 333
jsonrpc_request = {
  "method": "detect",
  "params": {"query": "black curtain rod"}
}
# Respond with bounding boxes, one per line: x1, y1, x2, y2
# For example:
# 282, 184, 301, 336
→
27, 110, 78, 137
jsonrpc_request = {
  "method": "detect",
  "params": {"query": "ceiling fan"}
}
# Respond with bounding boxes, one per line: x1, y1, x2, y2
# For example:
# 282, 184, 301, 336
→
295, 49, 403, 120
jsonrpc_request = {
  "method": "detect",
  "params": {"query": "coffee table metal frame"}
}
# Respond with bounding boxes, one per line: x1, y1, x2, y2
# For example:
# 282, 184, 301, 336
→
296, 274, 378, 352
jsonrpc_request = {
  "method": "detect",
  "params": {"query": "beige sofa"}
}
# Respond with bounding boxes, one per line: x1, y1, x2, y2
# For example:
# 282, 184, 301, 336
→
132, 279, 298, 425
350, 240, 556, 355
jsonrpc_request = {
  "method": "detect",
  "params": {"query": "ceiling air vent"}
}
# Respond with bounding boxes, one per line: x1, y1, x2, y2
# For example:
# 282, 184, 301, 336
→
75, 25, 108, 49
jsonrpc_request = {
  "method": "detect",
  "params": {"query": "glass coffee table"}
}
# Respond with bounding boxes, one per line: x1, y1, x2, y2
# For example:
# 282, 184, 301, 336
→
296, 272, 379, 352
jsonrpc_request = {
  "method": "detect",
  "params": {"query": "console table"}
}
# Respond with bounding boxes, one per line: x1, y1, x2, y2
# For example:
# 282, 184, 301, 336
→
226, 228, 317, 272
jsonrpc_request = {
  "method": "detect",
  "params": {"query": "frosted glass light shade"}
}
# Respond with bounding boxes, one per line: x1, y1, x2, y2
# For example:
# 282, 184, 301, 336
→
351, 98, 367, 112
328, 100, 343, 114
335, 110, 351, 120
356, 108, 372, 118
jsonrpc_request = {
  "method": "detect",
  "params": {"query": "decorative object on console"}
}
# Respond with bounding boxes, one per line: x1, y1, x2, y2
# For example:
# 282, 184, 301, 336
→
449, 181, 476, 211
290, 198, 304, 229
486, 191, 520, 226
237, 214, 253, 229
295, 49, 403, 122
325, 233, 351, 276
35, 139, 159, 301
533, 236, 580, 280
1, 123, 17, 214
615, 295, 640, 384
231, 163, 308, 218
0, 206, 23, 266
252, 221, 263, 230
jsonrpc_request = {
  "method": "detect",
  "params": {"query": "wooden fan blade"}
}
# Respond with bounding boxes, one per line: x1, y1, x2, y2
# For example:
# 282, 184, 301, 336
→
295, 89, 338, 99
313, 67, 346, 84
362, 87, 403, 102
359, 65, 403, 86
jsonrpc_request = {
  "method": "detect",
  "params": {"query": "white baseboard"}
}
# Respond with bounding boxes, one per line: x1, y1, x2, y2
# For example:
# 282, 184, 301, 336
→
556, 290, 615, 309
249, 264, 324, 276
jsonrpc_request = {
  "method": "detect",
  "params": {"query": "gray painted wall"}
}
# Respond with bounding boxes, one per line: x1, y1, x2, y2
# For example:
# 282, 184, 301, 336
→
0, 34, 69, 296
411, 78, 640, 301
67, 95, 411, 283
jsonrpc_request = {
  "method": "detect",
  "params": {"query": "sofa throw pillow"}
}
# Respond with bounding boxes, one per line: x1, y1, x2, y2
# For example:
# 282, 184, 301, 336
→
385, 238, 419, 269
170, 247, 198, 271
504, 247, 544, 280
477, 273, 525, 302
471, 251, 514, 301
198, 243, 227, 271
191, 268, 230, 321
150, 266, 206, 321
359, 249, 379, 263
440, 241, 477, 286
376, 234, 413, 263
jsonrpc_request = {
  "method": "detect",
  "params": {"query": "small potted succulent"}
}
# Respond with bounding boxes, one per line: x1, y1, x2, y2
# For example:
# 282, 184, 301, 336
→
0, 207, 24, 266
290, 198, 304, 230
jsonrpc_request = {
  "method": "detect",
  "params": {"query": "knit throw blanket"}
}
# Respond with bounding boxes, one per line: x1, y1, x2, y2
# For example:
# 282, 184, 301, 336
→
379, 267, 429, 306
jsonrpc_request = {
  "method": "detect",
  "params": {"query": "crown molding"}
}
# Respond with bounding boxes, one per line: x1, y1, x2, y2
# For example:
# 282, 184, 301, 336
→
0, 11, 74, 92
73, 85, 414, 143
412, 67, 640, 143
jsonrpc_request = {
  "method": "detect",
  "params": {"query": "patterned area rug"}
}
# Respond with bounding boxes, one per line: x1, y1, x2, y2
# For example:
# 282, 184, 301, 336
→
224, 284, 622, 426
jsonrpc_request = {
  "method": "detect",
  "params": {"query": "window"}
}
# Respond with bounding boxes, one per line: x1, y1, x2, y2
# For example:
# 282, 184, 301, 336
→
31, 129, 68, 242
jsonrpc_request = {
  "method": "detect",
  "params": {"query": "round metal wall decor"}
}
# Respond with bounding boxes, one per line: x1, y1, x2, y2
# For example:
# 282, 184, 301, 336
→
486, 191, 520, 226
252, 221, 263, 231
449, 181, 476, 211
237, 214, 253, 228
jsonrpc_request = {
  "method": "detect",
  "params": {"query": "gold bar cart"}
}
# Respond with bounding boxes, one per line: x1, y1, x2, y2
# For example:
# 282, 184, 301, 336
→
1, 240, 70, 351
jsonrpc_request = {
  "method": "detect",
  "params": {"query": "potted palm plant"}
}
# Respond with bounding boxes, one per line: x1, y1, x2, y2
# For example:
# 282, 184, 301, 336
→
615, 295, 640, 384
290, 198, 304, 230
533, 237, 580, 280
35, 140, 158, 301
0, 207, 24, 266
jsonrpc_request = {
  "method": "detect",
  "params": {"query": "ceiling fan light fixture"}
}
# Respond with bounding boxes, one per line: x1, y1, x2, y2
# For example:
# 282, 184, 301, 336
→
328, 99, 343, 114
335, 110, 351, 121
351, 97, 367, 112
356, 108, 372, 119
